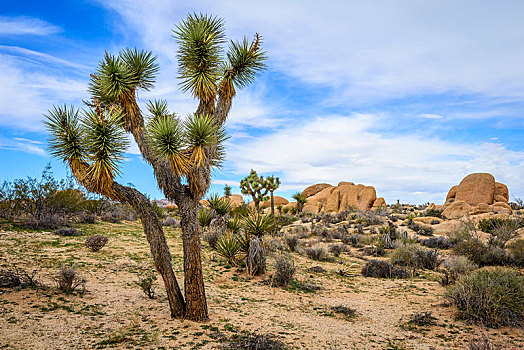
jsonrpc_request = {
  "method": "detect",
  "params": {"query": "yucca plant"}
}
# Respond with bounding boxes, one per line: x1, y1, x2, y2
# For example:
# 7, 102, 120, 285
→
44, 13, 265, 322
207, 193, 231, 217
215, 233, 241, 265
227, 215, 242, 235
292, 192, 307, 214
198, 208, 214, 227
243, 211, 275, 237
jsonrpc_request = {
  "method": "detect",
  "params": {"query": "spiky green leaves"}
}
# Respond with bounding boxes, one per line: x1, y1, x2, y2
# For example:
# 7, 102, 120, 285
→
44, 105, 128, 197
44, 105, 86, 162
146, 113, 228, 176
82, 109, 129, 180
89, 49, 159, 104
147, 114, 188, 176
221, 34, 266, 98
173, 13, 225, 101
147, 99, 170, 119
243, 211, 275, 237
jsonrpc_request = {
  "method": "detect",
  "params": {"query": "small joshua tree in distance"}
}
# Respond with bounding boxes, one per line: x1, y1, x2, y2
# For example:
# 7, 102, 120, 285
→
292, 192, 307, 214
266, 175, 280, 216
224, 184, 232, 197
240, 170, 270, 212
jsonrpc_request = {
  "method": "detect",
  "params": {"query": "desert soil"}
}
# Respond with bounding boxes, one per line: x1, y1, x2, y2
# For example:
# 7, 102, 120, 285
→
0, 221, 522, 349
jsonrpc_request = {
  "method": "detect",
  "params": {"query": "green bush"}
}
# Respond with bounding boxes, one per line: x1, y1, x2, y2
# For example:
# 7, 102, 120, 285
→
440, 256, 478, 285
446, 267, 524, 327
507, 239, 524, 266
361, 259, 409, 279
198, 208, 213, 227
452, 238, 489, 265
390, 244, 441, 271
423, 208, 443, 218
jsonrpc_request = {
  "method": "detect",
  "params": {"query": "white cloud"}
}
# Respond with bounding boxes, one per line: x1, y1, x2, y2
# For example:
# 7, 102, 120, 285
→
228, 113, 524, 203
0, 137, 46, 156
0, 16, 61, 36
420, 114, 444, 120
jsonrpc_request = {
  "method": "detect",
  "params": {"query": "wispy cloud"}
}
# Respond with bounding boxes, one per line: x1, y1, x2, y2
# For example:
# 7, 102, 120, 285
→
228, 113, 524, 203
0, 16, 61, 36
0, 137, 46, 156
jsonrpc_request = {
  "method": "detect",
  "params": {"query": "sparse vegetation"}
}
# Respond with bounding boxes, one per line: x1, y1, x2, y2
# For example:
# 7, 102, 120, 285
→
446, 267, 524, 327
272, 254, 295, 287
84, 234, 109, 252
54, 267, 86, 293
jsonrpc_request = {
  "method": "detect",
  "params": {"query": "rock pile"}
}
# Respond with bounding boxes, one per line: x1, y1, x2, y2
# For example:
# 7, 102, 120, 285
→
443, 173, 512, 218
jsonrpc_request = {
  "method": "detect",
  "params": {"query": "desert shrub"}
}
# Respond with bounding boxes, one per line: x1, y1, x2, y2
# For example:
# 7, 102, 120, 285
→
273, 215, 296, 231
152, 201, 164, 218
136, 273, 156, 299
408, 311, 437, 326
390, 244, 441, 272
272, 254, 295, 287
484, 217, 522, 248
84, 234, 109, 252
24, 213, 65, 229
77, 212, 96, 224
161, 216, 180, 228
55, 227, 82, 236
417, 225, 434, 236
304, 246, 328, 261
284, 235, 299, 251
221, 332, 287, 350
440, 256, 478, 285
0, 267, 39, 289
247, 236, 266, 275
216, 233, 241, 265
54, 267, 85, 293
377, 233, 395, 249
509, 198, 524, 210
100, 210, 121, 223
363, 246, 386, 257
265, 237, 283, 252
421, 236, 454, 249
100, 204, 137, 223
453, 238, 489, 265
330, 305, 357, 320
227, 216, 242, 235
468, 334, 511, 350
342, 233, 363, 247
507, 239, 524, 266
478, 217, 523, 234
328, 244, 345, 257
361, 259, 409, 279
364, 210, 384, 225
446, 267, 524, 327
198, 208, 214, 227
424, 208, 443, 218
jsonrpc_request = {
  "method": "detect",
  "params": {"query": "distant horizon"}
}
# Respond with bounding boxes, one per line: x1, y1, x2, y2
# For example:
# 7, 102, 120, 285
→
1, 1, 523, 204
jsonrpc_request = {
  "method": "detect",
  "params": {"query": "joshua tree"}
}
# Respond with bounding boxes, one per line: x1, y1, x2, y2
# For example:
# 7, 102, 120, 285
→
224, 184, 232, 197
240, 170, 270, 212
265, 175, 280, 216
292, 192, 307, 214
44, 13, 265, 321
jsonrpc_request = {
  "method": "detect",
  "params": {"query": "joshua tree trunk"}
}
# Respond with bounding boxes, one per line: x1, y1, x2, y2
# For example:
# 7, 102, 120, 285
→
112, 183, 186, 317
270, 191, 275, 216
178, 198, 208, 321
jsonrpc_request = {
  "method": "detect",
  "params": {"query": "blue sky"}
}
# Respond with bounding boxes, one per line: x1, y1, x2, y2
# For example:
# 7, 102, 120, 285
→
1, 0, 523, 204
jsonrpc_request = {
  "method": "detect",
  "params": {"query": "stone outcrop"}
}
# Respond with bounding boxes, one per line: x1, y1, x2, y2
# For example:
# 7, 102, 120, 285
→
443, 173, 512, 218
301, 181, 384, 213
249, 196, 289, 209
222, 195, 244, 207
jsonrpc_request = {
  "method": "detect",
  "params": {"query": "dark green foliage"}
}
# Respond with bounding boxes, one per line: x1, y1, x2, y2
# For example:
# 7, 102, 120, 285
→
137, 273, 157, 299
198, 208, 213, 227
284, 235, 299, 251
207, 193, 231, 216
361, 259, 409, 279
55, 227, 82, 236
240, 170, 272, 211
243, 212, 275, 237
84, 234, 109, 252
224, 184, 232, 196
477, 217, 523, 234
292, 192, 307, 214
453, 238, 489, 265
446, 267, 524, 327
304, 246, 328, 261
424, 208, 443, 218
272, 254, 295, 287
152, 201, 164, 219
54, 267, 86, 293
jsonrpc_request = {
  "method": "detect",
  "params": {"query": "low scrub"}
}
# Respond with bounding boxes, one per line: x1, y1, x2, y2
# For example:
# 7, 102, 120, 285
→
304, 246, 328, 261
55, 227, 82, 236
54, 267, 86, 293
440, 256, 478, 285
272, 254, 296, 287
446, 267, 524, 327
361, 259, 409, 279
84, 234, 109, 252
390, 244, 441, 272
284, 235, 299, 252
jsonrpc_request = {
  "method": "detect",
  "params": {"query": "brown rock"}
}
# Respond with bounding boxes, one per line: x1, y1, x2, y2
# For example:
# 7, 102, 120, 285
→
442, 200, 472, 219
413, 217, 443, 225
446, 185, 458, 202
427, 203, 436, 210
302, 183, 332, 198
337, 181, 355, 187
433, 220, 462, 235
338, 184, 365, 211
491, 202, 512, 215
469, 203, 491, 215
373, 197, 386, 209
357, 186, 377, 211
283, 202, 297, 211
222, 195, 244, 207
303, 198, 322, 214
455, 173, 495, 205
310, 186, 336, 205
324, 188, 341, 212
494, 195, 508, 203
255, 196, 289, 209
495, 182, 509, 201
